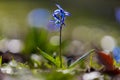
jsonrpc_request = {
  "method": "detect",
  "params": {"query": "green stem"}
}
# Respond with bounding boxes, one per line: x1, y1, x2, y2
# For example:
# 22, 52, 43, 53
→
0, 56, 2, 67
59, 25, 62, 68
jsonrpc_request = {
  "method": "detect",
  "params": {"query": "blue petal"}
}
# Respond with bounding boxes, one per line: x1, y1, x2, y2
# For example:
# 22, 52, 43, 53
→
56, 4, 64, 10
53, 14, 61, 23
54, 9, 61, 15
53, 12, 65, 24
65, 11, 71, 16
56, 23, 61, 27
53, 10, 62, 20
47, 20, 60, 31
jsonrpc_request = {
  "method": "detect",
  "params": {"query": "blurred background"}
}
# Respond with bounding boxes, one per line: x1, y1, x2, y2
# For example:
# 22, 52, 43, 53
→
0, 1, 120, 80
0, 0, 120, 56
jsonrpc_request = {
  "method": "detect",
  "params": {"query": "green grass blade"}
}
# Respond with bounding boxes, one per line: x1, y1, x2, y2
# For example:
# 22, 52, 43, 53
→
37, 48, 59, 67
69, 49, 95, 68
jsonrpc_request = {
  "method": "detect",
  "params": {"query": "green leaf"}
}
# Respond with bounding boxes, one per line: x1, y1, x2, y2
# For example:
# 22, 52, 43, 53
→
69, 49, 95, 68
37, 48, 59, 67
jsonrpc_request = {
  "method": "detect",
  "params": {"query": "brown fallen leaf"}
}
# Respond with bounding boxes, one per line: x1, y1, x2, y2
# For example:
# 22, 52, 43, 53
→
96, 50, 120, 76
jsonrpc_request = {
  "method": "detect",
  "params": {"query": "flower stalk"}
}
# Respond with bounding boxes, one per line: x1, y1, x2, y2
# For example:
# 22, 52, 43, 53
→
59, 25, 62, 68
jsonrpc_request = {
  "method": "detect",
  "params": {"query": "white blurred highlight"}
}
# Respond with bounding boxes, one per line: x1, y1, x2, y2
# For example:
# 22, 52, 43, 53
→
7, 39, 23, 53
101, 35, 116, 54
31, 54, 42, 67
82, 71, 103, 80
50, 36, 60, 46
1, 66, 13, 74
31, 54, 41, 61
57, 69, 75, 75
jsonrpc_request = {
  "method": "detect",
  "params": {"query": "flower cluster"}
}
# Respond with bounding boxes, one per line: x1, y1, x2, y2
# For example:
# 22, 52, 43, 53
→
52, 4, 70, 27
47, 4, 70, 31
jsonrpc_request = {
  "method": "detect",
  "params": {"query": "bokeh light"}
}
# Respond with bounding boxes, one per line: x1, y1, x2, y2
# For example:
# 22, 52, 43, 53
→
82, 71, 103, 80
101, 35, 116, 53
112, 47, 120, 63
7, 39, 23, 53
65, 40, 85, 55
27, 8, 50, 28
31, 54, 42, 61
115, 8, 120, 23
50, 36, 60, 46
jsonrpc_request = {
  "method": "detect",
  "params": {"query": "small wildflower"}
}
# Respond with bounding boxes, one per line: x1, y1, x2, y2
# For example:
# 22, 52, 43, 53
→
112, 47, 120, 63
47, 4, 70, 68
53, 4, 70, 26
47, 4, 70, 31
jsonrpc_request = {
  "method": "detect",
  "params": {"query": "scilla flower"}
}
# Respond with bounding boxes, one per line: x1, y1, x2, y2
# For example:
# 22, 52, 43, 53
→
47, 4, 70, 31
47, 4, 70, 68
112, 47, 120, 63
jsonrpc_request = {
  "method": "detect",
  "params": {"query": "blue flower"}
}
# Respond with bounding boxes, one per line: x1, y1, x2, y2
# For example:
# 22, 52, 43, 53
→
53, 4, 70, 26
47, 4, 70, 31
112, 47, 120, 63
